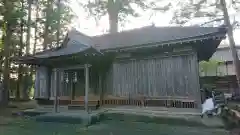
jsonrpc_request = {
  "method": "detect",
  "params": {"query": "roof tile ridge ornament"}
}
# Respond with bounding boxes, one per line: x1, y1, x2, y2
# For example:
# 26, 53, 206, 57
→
89, 45, 104, 55
70, 28, 92, 38
61, 33, 70, 47
151, 22, 155, 27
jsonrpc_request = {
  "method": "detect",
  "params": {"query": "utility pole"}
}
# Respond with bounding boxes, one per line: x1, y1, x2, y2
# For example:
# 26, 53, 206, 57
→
220, 0, 240, 95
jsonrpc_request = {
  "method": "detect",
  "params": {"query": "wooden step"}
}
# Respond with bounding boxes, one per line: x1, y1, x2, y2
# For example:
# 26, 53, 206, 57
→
68, 105, 97, 110
71, 100, 98, 105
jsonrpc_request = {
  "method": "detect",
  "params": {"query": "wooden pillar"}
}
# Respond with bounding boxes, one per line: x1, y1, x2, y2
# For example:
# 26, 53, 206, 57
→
99, 73, 103, 106
84, 64, 89, 112
226, 62, 228, 76
194, 54, 202, 109
47, 67, 52, 100
54, 68, 60, 113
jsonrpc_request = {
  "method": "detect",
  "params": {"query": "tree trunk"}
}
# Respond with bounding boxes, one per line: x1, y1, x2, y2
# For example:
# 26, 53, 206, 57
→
107, 0, 120, 33
26, 0, 32, 54
16, 0, 25, 100
29, 0, 39, 90
22, 0, 33, 100
56, 0, 61, 48
43, 0, 52, 50
220, 0, 240, 95
0, 0, 13, 107
0, 35, 3, 75
1, 23, 12, 107
108, 12, 118, 33
33, 1, 39, 55
0, 32, 8, 107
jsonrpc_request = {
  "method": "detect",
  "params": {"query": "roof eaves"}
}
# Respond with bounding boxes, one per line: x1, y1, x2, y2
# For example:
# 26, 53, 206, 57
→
32, 46, 103, 60
103, 31, 226, 53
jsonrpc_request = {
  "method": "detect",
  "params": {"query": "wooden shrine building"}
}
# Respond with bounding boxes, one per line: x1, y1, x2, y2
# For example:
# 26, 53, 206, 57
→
15, 26, 227, 109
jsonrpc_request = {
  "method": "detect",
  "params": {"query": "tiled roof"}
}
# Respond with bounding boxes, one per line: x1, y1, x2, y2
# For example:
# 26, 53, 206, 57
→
92, 25, 226, 50
16, 25, 227, 61
32, 29, 100, 58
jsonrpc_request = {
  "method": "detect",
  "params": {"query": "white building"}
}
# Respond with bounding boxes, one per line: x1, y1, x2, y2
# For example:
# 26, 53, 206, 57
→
199, 45, 240, 94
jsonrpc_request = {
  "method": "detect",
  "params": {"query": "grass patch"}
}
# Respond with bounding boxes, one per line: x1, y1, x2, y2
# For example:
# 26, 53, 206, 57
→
1, 117, 228, 135
0, 100, 36, 125
1, 119, 85, 135
101, 112, 217, 128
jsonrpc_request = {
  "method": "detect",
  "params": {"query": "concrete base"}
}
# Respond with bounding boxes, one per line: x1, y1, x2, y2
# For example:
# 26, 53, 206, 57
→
12, 106, 105, 126
25, 108, 106, 125
34, 111, 103, 125
12, 110, 47, 117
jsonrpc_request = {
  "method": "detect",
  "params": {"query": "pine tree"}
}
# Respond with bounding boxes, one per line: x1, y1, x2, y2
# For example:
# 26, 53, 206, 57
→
78, 0, 169, 33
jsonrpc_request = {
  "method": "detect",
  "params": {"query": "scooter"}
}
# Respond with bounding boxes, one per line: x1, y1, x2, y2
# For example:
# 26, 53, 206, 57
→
200, 88, 226, 117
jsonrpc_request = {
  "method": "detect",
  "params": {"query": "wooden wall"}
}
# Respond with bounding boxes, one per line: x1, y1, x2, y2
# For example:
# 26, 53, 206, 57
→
34, 50, 202, 107
34, 66, 49, 99
103, 52, 201, 106
49, 68, 100, 101
34, 65, 101, 101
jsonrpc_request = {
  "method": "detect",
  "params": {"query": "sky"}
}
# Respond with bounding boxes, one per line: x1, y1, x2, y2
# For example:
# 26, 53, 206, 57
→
69, 0, 174, 36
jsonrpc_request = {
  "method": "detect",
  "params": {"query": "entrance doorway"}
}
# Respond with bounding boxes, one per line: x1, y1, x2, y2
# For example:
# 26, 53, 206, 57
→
63, 69, 85, 101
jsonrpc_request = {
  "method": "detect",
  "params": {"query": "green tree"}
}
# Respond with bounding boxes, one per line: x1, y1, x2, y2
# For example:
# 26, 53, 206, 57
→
221, 0, 240, 93
16, 0, 25, 100
33, 0, 39, 55
171, 0, 240, 93
170, 0, 220, 25
26, 0, 32, 54
170, 0, 240, 27
199, 59, 223, 76
42, 0, 53, 50
3, 0, 27, 102
78, 0, 170, 33
21, 0, 34, 100
1, 0, 14, 106
40, 0, 74, 50
199, 60, 224, 89
0, 0, 74, 104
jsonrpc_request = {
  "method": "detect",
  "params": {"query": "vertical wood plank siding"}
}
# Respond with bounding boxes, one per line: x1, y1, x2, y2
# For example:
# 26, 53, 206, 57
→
50, 70, 71, 98
104, 65, 113, 96
34, 66, 49, 99
34, 51, 201, 108
105, 53, 200, 104
48, 69, 100, 100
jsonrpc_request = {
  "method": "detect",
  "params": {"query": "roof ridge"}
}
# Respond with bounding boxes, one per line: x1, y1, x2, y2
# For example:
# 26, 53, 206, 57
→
92, 25, 225, 38
92, 25, 157, 38
70, 28, 92, 37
